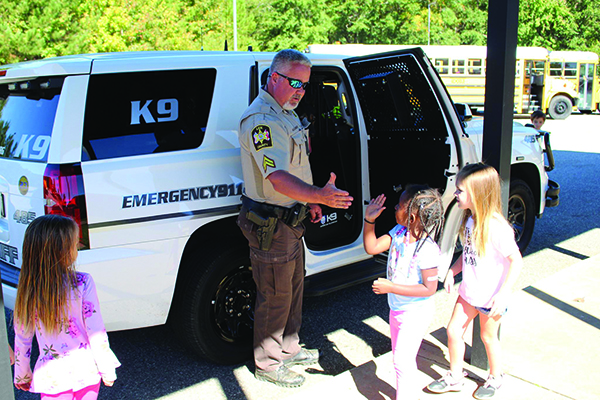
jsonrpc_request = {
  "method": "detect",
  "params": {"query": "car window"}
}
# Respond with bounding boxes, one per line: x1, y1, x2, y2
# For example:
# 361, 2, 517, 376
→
0, 79, 62, 162
83, 68, 216, 160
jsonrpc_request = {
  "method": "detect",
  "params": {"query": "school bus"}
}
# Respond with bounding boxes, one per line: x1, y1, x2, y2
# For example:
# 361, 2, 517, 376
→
549, 50, 599, 113
307, 44, 580, 119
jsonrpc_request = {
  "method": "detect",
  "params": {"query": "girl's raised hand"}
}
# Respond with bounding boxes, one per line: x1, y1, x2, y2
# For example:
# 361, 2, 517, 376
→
365, 194, 386, 223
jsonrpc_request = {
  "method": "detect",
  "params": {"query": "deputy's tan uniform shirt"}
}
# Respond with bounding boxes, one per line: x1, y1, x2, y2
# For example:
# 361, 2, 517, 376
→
239, 88, 313, 208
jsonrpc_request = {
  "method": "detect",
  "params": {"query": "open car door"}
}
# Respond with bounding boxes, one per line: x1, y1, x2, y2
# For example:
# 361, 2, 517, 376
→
343, 47, 466, 236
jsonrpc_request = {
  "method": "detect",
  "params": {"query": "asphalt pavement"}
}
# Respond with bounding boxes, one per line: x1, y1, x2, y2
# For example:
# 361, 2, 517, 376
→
4, 112, 600, 400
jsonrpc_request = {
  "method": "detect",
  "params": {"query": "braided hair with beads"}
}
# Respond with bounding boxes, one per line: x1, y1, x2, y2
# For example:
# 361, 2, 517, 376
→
403, 184, 445, 253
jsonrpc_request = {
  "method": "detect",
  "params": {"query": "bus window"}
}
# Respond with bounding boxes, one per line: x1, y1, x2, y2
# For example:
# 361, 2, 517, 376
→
452, 59, 465, 75
468, 59, 482, 75
434, 58, 449, 75
564, 62, 577, 77
531, 61, 545, 76
549, 61, 563, 77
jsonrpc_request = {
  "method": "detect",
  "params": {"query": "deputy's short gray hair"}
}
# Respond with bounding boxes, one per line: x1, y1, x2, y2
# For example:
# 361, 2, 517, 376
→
270, 49, 312, 75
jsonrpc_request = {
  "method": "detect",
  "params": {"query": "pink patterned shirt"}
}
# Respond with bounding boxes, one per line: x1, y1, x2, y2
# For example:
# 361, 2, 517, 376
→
14, 272, 120, 394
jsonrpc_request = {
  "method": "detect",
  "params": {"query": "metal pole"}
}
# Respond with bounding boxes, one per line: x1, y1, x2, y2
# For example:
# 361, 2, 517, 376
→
428, 3, 431, 46
428, 2, 436, 46
472, 0, 519, 371
0, 272, 16, 400
233, 0, 238, 51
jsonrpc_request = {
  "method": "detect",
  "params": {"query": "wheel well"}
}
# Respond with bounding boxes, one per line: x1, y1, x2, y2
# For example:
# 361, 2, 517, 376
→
548, 93, 574, 108
510, 163, 541, 216
168, 214, 247, 317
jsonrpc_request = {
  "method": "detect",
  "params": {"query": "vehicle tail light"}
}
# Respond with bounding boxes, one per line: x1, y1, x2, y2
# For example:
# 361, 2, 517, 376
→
43, 163, 90, 249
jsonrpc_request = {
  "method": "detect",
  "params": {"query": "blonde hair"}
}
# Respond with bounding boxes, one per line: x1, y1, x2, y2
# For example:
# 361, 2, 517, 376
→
14, 215, 79, 335
457, 163, 507, 257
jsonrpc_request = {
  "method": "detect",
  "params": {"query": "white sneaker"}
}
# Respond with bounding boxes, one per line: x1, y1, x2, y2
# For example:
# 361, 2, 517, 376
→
474, 374, 505, 399
427, 371, 467, 393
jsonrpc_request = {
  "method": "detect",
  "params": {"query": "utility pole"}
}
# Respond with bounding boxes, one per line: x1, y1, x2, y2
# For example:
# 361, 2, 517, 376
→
428, 2, 437, 46
233, 0, 238, 51
473, 0, 520, 371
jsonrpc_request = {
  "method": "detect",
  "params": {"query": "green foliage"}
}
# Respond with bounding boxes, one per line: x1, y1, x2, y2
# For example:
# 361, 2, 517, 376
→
0, 0, 88, 64
0, 0, 598, 65
518, 0, 579, 50
246, 0, 331, 51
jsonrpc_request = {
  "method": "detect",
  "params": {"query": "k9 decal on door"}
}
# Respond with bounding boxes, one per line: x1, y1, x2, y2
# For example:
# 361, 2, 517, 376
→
131, 98, 179, 125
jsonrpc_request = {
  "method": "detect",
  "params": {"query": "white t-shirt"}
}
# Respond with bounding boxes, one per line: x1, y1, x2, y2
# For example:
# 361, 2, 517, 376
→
458, 215, 519, 308
386, 224, 440, 311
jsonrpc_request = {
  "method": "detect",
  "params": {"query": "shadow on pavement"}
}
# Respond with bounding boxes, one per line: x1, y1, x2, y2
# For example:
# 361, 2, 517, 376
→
523, 286, 600, 329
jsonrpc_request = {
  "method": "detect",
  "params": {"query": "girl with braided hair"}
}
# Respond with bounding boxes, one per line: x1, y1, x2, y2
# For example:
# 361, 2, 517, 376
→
363, 184, 445, 400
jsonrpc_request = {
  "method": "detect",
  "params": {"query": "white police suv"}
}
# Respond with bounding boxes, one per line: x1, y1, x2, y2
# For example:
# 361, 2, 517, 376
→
0, 49, 558, 364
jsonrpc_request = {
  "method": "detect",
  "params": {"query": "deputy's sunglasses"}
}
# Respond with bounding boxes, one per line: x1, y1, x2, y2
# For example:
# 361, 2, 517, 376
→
274, 71, 309, 90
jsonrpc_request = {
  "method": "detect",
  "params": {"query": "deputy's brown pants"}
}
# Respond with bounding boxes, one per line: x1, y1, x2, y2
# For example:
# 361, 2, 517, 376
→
237, 208, 305, 372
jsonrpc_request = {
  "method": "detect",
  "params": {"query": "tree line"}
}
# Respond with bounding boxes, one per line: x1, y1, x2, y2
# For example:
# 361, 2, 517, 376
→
1, 0, 598, 65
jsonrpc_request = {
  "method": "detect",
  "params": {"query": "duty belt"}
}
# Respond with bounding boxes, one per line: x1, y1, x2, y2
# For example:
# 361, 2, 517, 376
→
241, 196, 308, 227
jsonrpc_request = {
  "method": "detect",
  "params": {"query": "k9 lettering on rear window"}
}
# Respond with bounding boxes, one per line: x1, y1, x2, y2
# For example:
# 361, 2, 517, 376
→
13, 135, 51, 160
131, 98, 179, 125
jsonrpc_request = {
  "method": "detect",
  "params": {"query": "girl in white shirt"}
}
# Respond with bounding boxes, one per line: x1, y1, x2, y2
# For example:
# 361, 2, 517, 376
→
364, 185, 445, 400
428, 163, 523, 399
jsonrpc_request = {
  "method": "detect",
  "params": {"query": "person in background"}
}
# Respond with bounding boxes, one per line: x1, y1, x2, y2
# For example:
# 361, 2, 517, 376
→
528, 110, 546, 131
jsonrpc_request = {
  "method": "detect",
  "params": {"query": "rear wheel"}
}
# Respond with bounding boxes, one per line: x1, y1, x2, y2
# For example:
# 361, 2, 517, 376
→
508, 179, 535, 253
547, 95, 572, 120
171, 243, 255, 364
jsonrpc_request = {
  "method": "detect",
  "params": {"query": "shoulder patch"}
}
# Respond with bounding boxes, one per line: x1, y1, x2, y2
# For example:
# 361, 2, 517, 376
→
252, 125, 273, 151
262, 155, 276, 173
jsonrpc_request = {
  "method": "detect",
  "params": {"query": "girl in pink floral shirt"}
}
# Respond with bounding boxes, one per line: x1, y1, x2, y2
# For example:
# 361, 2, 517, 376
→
13, 215, 120, 399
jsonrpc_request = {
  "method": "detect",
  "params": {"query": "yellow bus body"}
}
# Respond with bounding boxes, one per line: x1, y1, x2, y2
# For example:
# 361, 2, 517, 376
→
307, 44, 583, 119
549, 50, 599, 112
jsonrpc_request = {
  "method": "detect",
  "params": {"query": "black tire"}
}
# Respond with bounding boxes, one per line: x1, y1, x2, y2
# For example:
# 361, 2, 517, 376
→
547, 95, 572, 120
171, 243, 255, 364
508, 179, 535, 253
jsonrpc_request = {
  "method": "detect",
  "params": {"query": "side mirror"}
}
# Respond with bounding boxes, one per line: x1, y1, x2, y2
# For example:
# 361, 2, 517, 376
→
455, 103, 473, 123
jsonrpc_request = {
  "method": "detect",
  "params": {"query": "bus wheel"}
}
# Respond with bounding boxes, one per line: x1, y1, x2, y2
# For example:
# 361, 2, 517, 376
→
548, 95, 572, 120
508, 179, 535, 253
171, 243, 255, 364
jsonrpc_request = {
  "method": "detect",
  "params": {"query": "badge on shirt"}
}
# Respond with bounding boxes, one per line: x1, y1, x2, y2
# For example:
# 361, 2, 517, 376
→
262, 155, 276, 173
252, 125, 273, 151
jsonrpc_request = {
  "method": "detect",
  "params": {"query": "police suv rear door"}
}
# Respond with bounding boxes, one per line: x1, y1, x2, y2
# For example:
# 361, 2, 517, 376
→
343, 48, 471, 262
81, 53, 255, 250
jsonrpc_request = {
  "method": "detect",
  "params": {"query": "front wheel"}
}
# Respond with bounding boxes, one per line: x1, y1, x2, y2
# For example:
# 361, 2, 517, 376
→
547, 95, 572, 120
170, 243, 255, 364
508, 179, 535, 253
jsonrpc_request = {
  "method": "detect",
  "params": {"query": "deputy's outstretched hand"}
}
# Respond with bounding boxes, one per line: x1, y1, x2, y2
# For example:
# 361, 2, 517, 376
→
320, 172, 353, 209
365, 194, 386, 223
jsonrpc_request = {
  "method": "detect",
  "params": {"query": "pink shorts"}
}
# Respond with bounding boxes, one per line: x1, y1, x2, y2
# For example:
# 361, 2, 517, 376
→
41, 382, 101, 400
